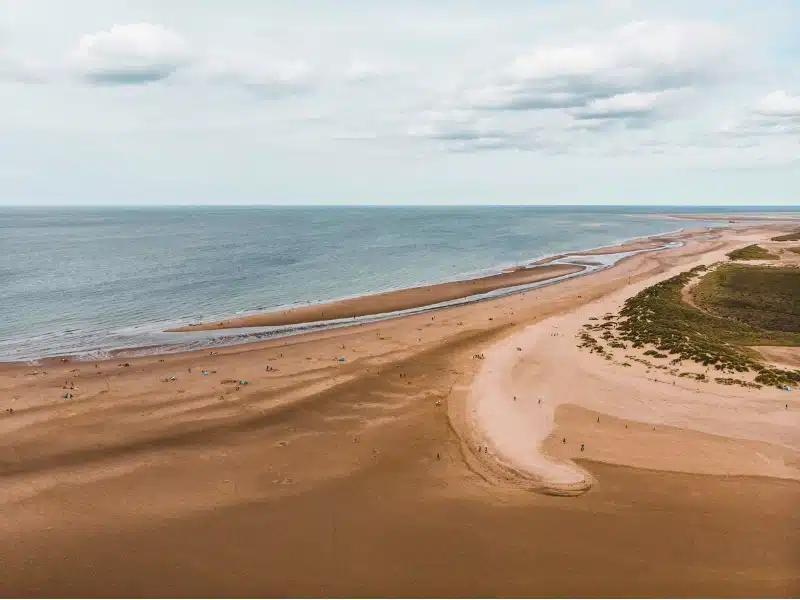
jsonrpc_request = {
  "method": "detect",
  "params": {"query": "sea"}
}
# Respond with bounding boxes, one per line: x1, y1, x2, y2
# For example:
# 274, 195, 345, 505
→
1, 205, 797, 362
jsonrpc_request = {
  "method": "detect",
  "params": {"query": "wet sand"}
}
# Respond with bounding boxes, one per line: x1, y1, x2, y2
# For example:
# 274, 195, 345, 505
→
1, 225, 798, 597
168, 234, 699, 334
3, 461, 797, 598
170, 263, 584, 331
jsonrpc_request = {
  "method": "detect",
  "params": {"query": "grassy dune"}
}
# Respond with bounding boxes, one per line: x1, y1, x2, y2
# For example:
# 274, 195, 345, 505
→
582, 264, 800, 389
771, 230, 800, 242
693, 264, 800, 334
726, 245, 779, 261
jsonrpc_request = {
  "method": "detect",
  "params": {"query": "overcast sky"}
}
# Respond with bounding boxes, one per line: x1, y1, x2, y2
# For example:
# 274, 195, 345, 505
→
1, 0, 798, 206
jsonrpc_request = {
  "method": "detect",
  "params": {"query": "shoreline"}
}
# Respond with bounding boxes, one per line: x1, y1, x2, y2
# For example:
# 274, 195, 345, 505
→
4, 226, 718, 365
168, 234, 694, 335
168, 263, 587, 332
164, 229, 707, 334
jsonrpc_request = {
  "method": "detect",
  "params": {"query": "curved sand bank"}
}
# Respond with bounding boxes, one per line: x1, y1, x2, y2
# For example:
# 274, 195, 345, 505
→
169, 263, 584, 332
168, 232, 710, 335
467, 228, 799, 493
468, 327, 593, 495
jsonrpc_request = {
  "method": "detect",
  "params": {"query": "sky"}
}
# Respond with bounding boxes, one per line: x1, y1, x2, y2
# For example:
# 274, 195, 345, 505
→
1, 0, 798, 206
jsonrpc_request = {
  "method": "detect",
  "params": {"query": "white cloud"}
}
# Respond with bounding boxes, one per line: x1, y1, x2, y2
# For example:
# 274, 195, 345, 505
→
58, 22, 315, 96
408, 20, 737, 153
754, 90, 800, 118
716, 90, 800, 143
479, 20, 733, 112
576, 90, 670, 120
70, 23, 191, 85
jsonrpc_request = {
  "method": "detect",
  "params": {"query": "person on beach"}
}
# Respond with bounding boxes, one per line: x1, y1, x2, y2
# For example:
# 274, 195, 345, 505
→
580, 443, 585, 452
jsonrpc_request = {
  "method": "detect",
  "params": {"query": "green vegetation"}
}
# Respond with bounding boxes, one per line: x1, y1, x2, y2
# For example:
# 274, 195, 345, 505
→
680, 372, 707, 382
726, 245, 779, 261
693, 264, 800, 334
771, 230, 800, 242
715, 377, 762, 389
580, 264, 800, 389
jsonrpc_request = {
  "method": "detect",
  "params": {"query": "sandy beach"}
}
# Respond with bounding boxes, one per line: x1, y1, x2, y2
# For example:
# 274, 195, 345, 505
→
169, 263, 585, 331
1, 224, 798, 597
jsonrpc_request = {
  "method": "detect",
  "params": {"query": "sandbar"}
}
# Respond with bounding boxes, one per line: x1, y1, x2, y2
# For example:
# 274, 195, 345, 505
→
169, 263, 584, 331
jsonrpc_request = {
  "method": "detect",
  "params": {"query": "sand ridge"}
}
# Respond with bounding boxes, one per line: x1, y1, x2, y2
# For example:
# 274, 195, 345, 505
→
169, 262, 585, 332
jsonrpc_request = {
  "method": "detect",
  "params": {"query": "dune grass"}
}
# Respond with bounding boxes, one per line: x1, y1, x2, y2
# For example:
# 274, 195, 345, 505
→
582, 264, 800, 389
692, 264, 800, 335
771, 230, 800, 242
726, 245, 779, 261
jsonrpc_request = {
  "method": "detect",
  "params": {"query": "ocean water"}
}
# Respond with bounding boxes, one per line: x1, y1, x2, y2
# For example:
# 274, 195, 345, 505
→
1, 206, 794, 362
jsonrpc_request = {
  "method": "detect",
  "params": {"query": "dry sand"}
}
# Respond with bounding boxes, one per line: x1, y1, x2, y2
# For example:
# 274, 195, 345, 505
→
467, 230, 799, 494
1, 226, 798, 597
756, 346, 800, 370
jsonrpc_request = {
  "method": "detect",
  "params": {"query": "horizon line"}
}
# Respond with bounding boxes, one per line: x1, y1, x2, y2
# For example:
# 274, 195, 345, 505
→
2, 203, 799, 209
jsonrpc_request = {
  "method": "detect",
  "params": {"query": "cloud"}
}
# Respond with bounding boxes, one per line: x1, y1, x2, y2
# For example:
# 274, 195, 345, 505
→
573, 90, 670, 121
717, 90, 800, 142
408, 20, 737, 153
198, 53, 312, 95
71, 23, 191, 85
754, 90, 800, 119
407, 109, 563, 153
479, 20, 731, 115
63, 22, 314, 96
